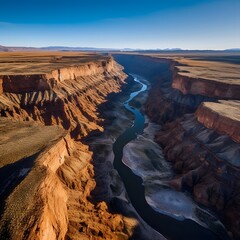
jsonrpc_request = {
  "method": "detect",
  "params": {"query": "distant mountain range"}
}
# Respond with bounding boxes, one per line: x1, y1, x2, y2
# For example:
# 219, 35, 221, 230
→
224, 48, 240, 52
0, 45, 240, 53
40, 46, 120, 51
0, 45, 119, 52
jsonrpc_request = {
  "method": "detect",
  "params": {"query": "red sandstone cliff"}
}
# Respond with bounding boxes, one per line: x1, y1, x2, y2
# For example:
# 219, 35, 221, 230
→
172, 66, 240, 100
0, 57, 143, 240
195, 101, 240, 143
0, 57, 126, 139
0, 55, 165, 240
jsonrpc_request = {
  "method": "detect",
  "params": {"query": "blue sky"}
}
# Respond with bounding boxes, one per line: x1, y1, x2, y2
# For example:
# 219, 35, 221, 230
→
0, 0, 239, 49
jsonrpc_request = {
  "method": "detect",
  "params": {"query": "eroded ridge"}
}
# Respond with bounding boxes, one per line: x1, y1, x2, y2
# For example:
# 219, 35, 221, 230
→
0, 53, 148, 240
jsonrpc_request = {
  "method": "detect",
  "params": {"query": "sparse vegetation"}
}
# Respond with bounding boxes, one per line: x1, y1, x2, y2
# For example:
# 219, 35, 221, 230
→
0, 52, 109, 75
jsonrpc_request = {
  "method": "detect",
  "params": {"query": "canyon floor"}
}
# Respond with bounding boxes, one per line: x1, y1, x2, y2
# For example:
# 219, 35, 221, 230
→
0, 51, 240, 240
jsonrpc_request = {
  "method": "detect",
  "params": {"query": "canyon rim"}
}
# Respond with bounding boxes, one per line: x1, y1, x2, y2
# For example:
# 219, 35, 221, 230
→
0, 51, 240, 240
0, 0, 240, 239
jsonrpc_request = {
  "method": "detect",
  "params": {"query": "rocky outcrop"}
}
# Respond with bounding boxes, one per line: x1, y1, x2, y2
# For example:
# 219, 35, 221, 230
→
0, 58, 115, 94
172, 69, 240, 99
0, 135, 70, 240
0, 57, 126, 139
26, 136, 71, 240
0, 129, 141, 240
155, 114, 240, 239
195, 101, 240, 143
0, 75, 51, 93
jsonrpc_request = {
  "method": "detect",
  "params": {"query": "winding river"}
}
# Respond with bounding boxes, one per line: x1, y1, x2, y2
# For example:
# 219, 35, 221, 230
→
112, 75, 228, 240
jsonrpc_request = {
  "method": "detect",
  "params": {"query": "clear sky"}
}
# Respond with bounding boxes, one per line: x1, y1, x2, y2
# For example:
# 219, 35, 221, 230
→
0, 0, 239, 49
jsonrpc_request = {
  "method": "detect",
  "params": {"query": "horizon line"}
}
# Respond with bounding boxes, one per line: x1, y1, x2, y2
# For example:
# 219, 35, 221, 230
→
1, 44, 240, 52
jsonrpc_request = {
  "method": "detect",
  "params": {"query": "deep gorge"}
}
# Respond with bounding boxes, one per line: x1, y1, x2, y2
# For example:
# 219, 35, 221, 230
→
0, 54, 239, 240
114, 54, 240, 239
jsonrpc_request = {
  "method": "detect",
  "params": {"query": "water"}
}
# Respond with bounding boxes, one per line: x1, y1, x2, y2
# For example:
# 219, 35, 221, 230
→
112, 75, 229, 240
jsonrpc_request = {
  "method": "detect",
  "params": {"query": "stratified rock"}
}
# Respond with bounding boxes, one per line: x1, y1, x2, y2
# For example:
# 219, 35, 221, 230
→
0, 54, 144, 240
114, 53, 240, 239
196, 101, 240, 143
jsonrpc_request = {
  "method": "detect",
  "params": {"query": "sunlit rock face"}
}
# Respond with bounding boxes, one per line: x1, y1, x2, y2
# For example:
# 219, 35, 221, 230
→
0, 53, 167, 240
196, 101, 240, 143
0, 55, 142, 240
0, 57, 126, 139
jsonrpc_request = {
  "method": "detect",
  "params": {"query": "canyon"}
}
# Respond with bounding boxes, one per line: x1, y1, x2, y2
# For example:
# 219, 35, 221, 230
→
115, 54, 240, 239
0, 52, 163, 240
0, 51, 240, 240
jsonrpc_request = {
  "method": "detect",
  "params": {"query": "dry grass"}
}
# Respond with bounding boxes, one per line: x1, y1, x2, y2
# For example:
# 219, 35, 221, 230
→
174, 58, 240, 84
0, 117, 67, 238
147, 54, 240, 84
0, 118, 65, 167
0, 51, 108, 75
203, 100, 240, 122
116, 52, 240, 84
0, 166, 46, 239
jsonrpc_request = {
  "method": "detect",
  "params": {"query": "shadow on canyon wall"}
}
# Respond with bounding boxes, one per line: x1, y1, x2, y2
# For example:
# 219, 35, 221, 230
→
81, 64, 228, 239
112, 54, 240, 239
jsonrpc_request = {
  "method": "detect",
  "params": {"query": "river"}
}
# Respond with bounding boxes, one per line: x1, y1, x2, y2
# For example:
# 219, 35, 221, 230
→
112, 74, 229, 240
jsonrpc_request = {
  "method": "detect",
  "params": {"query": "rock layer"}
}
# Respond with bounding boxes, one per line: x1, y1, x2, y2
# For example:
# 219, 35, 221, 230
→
0, 57, 126, 139
155, 115, 240, 239
171, 57, 240, 99
196, 101, 240, 143
172, 70, 240, 99
0, 55, 150, 240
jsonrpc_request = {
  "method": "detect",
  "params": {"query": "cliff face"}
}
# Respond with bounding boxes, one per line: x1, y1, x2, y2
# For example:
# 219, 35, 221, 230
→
0, 58, 115, 94
155, 115, 240, 238
171, 58, 240, 100
0, 134, 70, 240
0, 75, 51, 93
114, 54, 240, 239
0, 58, 126, 139
172, 70, 240, 99
0, 56, 144, 240
195, 101, 240, 143
26, 136, 71, 240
